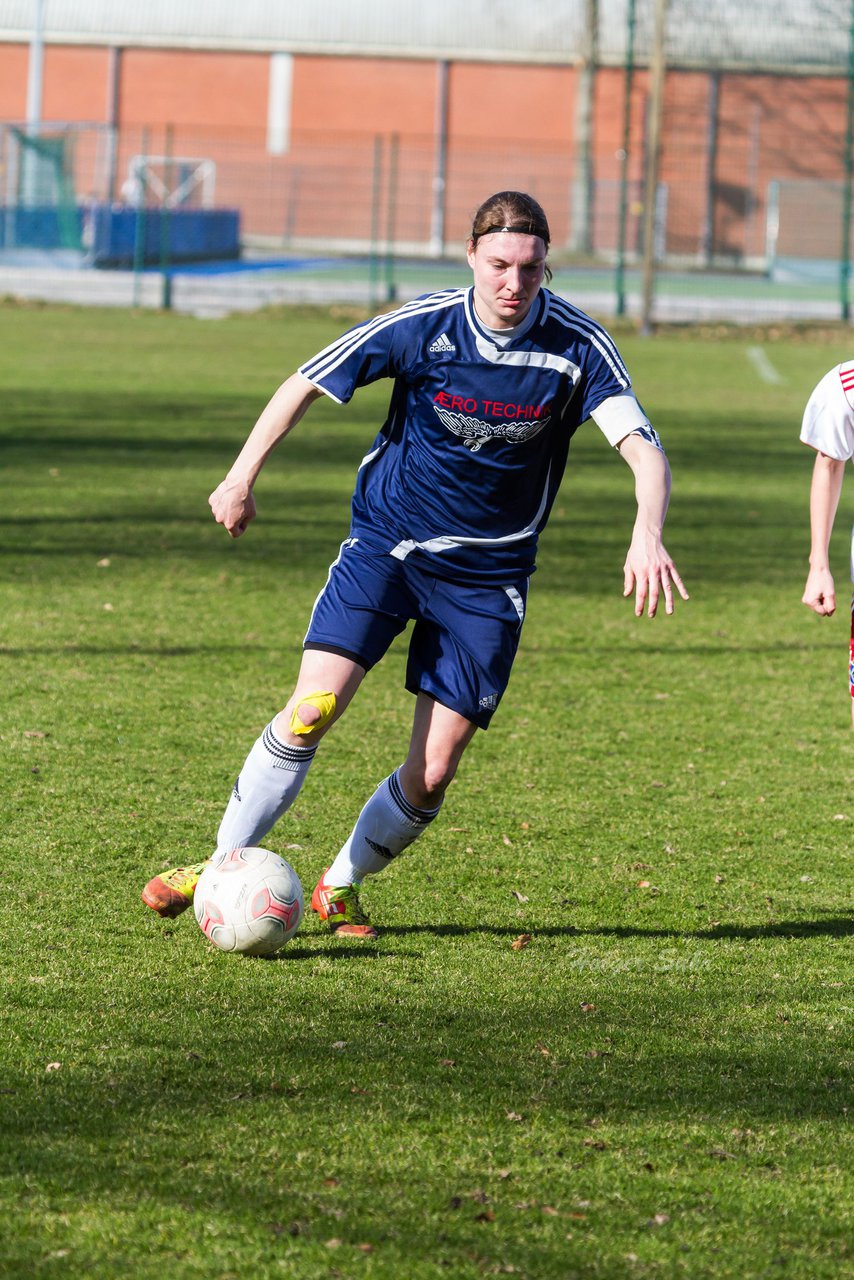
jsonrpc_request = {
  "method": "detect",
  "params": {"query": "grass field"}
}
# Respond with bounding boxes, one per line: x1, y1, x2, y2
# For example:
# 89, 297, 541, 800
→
1, 300, 852, 1279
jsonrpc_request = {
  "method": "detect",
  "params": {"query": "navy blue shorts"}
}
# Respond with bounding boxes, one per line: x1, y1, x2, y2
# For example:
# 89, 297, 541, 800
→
304, 538, 529, 728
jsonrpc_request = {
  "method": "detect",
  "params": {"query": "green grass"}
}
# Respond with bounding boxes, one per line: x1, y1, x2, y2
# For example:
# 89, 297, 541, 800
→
1, 302, 852, 1279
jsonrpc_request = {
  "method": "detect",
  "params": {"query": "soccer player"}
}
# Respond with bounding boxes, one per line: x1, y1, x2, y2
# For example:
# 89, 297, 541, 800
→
142, 190, 689, 937
799, 360, 854, 726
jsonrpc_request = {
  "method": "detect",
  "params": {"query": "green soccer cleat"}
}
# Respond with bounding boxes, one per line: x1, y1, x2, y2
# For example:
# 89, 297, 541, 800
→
311, 871, 378, 939
141, 861, 210, 918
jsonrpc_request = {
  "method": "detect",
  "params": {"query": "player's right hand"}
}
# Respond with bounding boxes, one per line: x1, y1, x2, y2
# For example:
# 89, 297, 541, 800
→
801, 566, 836, 615
209, 477, 257, 538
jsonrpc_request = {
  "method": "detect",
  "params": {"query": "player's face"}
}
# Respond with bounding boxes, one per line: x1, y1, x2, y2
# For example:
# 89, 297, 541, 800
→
466, 232, 547, 329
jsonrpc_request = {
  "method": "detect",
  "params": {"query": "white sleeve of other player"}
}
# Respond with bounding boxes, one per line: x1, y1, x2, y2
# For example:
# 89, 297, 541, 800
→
800, 365, 854, 461
591, 392, 662, 450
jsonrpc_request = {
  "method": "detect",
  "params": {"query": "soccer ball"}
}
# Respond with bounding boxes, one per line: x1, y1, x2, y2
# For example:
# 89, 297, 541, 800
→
194, 847, 304, 956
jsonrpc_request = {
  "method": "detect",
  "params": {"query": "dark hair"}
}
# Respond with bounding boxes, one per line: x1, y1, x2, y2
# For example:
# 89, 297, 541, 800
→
469, 190, 552, 281
470, 190, 550, 246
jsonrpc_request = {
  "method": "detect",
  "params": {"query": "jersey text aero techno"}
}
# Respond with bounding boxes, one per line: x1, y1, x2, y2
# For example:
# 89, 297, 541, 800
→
299, 286, 652, 584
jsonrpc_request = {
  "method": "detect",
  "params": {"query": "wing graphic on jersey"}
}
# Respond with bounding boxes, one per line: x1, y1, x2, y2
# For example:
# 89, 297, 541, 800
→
434, 404, 495, 452
434, 404, 551, 452
504, 414, 551, 444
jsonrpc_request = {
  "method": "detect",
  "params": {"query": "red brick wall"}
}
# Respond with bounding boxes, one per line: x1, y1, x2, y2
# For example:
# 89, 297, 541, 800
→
0, 38, 847, 258
0, 43, 33, 118
119, 48, 269, 131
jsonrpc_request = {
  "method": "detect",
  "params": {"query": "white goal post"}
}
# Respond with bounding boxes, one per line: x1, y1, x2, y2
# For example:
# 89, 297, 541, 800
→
122, 156, 216, 208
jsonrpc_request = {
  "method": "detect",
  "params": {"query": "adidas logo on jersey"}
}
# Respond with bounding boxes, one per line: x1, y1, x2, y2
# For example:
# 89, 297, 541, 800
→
428, 332, 456, 355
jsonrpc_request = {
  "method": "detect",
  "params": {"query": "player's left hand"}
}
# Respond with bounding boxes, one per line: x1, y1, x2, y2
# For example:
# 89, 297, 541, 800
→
623, 542, 689, 618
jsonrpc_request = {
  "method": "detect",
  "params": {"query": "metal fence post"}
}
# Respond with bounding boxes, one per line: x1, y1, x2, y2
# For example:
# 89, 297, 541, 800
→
384, 132, 399, 303
160, 123, 173, 311
615, 0, 636, 316
132, 127, 148, 308
369, 134, 383, 308
640, 0, 668, 335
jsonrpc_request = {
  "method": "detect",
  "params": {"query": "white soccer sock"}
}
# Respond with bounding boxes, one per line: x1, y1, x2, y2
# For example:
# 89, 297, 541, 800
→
216, 720, 317, 853
325, 769, 443, 886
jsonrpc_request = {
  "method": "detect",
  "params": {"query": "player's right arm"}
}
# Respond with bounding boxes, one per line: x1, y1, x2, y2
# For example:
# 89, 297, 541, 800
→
802, 448, 846, 615
209, 372, 323, 538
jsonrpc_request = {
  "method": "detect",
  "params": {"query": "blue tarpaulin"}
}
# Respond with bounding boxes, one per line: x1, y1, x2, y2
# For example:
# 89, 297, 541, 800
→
0, 203, 240, 266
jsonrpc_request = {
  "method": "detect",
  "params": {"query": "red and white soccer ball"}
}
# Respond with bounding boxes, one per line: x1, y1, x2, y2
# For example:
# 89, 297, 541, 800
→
194, 847, 304, 956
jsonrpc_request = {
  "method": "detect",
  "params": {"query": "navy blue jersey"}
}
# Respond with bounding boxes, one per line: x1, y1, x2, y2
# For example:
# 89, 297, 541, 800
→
299, 285, 650, 583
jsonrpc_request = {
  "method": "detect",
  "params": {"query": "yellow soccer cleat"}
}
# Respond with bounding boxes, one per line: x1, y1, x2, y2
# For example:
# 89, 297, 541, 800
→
142, 861, 210, 918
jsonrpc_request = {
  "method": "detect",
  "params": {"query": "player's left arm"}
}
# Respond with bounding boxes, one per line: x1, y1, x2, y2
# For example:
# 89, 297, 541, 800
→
617, 430, 689, 618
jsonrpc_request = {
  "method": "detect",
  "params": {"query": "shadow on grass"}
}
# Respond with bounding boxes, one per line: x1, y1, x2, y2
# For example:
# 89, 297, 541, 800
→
0, 643, 283, 658
0, 638, 843, 659
378, 913, 854, 942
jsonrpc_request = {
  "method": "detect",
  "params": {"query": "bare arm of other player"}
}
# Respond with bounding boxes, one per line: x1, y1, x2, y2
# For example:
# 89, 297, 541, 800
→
618, 431, 689, 618
801, 448, 846, 616
209, 372, 322, 537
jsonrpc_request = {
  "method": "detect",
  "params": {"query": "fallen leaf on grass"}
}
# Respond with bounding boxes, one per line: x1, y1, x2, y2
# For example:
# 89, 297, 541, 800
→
579, 1002, 596, 1013
24, 730, 46, 739
505, 1111, 524, 1122
647, 1213, 670, 1227
331, 1041, 347, 1050
709, 1149, 736, 1160
511, 934, 532, 951
45, 1062, 61, 1072
511, 890, 529, 903
96, 558, 111, 568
